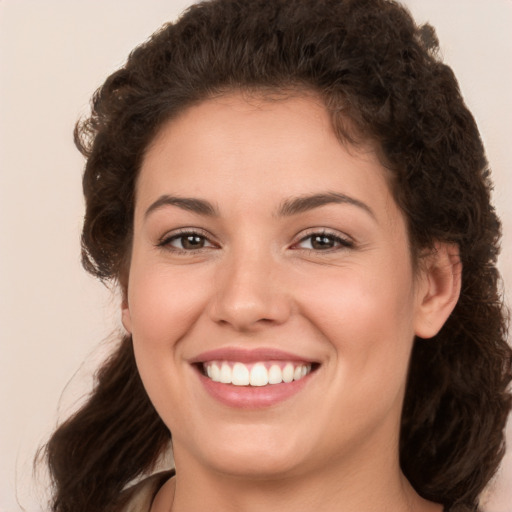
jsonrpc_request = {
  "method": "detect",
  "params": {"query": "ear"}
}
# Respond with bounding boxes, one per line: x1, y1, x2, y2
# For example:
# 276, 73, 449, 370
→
414, 243, 462, 339
121, 296, 132, 334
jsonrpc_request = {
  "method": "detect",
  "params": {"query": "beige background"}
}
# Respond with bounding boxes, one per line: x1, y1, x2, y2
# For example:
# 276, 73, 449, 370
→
0, 1, 511, 510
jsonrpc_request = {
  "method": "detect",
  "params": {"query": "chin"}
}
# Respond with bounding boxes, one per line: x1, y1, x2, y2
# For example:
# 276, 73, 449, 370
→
208, 450, 304, 480
185, 424, 310, 479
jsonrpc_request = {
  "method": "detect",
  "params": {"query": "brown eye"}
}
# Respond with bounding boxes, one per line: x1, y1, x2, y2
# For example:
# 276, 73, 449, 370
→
295, 232, 353, 251
179, 234, 206, 250
311, 234, 337, 250
160, 231, 215, 251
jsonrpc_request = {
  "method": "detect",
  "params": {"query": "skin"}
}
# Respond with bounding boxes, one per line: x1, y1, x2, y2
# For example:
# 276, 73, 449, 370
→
122, 93, 460, 512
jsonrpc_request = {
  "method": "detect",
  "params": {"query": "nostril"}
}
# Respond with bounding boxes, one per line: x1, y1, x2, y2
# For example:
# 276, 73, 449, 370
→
207, 269, 292, 330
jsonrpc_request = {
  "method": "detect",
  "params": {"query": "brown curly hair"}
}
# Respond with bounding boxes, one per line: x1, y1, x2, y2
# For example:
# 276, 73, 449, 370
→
43, 1, 511, 511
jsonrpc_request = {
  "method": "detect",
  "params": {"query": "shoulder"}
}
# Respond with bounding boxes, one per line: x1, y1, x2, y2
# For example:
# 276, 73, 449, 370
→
115, 470, 175, 512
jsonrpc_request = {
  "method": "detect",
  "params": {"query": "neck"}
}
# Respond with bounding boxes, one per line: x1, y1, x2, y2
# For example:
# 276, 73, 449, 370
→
163, 438, 442, 512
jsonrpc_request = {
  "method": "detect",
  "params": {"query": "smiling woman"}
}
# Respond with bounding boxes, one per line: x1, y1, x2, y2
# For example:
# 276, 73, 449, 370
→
126, 94, 431, 470
40, 1, 511, 512
124, 93, 461, 501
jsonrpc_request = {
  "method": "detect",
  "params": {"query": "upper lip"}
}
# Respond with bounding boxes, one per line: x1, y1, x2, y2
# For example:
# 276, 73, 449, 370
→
189, 347, 318, 364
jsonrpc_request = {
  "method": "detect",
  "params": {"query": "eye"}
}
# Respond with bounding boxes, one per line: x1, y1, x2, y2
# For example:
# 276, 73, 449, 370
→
158, 229, 216, 252
294, 231, 353, 251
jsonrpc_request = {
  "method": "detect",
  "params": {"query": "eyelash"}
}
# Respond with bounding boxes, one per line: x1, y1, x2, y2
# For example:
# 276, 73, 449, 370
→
292, 229, 354, 252
157, 228, 217, 254
157, 228, 354, 254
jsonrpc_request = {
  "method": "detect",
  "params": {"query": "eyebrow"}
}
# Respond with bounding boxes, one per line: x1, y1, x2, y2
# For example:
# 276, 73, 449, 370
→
277, 192, 375, 219
144, 195, 219, 218
144, 191, 375, 220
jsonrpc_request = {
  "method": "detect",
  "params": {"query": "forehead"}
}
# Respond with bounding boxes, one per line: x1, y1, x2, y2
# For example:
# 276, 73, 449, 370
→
137, 93, 396, 220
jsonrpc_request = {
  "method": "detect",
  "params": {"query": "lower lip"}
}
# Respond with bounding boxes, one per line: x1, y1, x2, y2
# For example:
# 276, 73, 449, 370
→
196, 369, 314, 409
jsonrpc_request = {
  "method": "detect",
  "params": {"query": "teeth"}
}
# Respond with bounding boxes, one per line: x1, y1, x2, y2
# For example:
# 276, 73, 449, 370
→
211, 363, 220, 382
282, 363, 294, 383
203, 361, 312, 387
232, 362, 250, 386
219, 363, 232, 384
250, 363, 269, 386
268, 364, 282, 384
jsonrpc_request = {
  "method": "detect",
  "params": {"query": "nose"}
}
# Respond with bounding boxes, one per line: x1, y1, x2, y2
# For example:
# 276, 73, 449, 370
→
207, 247, 292, 332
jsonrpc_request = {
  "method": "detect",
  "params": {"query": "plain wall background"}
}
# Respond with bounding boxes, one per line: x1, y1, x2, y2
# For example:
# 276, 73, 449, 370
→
1, 1, 511, 510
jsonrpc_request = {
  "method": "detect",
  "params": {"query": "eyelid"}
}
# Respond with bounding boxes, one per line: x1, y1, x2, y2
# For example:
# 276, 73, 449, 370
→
156, 226, 353, 253
290, 228, 355, 250
157, 227, 218, 250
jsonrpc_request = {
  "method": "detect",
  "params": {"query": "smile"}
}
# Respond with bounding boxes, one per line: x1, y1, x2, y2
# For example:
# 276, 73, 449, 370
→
203, 361, 313, 387
191, 348, 319, 408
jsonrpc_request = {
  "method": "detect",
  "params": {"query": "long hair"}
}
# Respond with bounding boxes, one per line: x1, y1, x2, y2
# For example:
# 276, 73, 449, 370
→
43, 1, 511, 510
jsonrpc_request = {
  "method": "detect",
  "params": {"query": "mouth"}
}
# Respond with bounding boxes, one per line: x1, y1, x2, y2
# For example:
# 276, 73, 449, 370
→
199, 360, 316, 387
190, 348, 320, 408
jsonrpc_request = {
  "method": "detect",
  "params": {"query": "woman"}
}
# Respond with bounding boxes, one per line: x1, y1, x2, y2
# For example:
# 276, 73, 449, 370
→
43, 0, 512, 511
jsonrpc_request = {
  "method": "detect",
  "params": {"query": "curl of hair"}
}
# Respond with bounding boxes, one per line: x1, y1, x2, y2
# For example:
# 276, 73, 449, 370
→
43, 336, 169, 511
44, 1, 511, 511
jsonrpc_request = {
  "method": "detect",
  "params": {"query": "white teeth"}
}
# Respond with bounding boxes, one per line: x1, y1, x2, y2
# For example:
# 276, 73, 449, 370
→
232, 362, 250, 386
203, 361, 313, 387
268, 364, 282, 384
211, 363, 221, 382
282, 363, 294, 383
250, 363, 269, 386
220, 362, 232, 384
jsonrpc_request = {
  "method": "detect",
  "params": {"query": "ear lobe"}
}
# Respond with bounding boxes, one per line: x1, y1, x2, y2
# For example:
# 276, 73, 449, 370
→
121, 299, 132, 334
414, 243, 462, 339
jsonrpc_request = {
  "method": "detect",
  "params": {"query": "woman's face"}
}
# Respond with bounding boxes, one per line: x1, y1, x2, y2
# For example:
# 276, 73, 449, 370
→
122, 93, 430, 480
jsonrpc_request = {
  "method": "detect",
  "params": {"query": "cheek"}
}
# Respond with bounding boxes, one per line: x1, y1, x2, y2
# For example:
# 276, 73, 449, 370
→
298, 263, 417, 383
303, 271, 417, 439
126, 263, 213, 429
127, 263, 210, 348
304, 262, 415, 333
